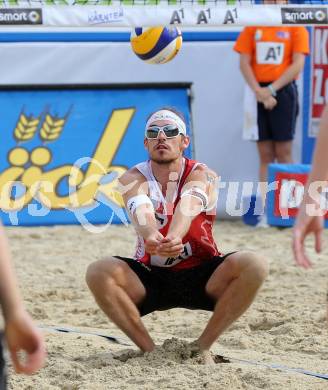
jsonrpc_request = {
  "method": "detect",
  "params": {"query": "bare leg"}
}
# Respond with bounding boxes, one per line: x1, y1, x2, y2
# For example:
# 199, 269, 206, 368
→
274, 140, 293, 164
86, 257, 155, 352
257, 140, 275, 205
196, 251, 269, 351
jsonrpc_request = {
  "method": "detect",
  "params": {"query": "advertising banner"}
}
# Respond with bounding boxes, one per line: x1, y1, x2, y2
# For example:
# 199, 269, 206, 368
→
38, 5, 328, 28
0, 86, 192, 226
0, 8, 42, 25
267, 163, 309, 227
310, 26, 328, 137
267, 163, 328, 227
0, 4, 327, 28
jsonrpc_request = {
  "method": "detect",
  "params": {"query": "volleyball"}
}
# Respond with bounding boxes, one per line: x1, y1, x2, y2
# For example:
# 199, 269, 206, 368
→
130, 26, 182, 65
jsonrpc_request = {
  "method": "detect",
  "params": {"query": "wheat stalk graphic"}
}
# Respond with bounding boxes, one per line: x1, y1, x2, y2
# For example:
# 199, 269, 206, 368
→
39, 114, 66, 142
14, 113, 40, 142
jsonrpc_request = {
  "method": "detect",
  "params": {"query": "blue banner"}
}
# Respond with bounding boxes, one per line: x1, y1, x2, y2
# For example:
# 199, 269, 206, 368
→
267, 163, 310, 227
0, 87, 192, 226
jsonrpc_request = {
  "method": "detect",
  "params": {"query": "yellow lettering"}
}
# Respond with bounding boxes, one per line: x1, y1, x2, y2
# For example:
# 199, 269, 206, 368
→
0, 167, 26, 210
0, 108, 134, 211
67, 108, 134, 208
98, 166, 127, 207
38, 165, 83, 209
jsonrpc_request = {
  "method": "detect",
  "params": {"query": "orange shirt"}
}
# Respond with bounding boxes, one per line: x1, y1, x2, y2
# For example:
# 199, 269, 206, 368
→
234, 27, 309, 82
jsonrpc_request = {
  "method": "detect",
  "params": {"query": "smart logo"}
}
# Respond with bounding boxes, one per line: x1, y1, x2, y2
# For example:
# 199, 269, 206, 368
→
0, 8, 42, 25
281, 7, 328, 24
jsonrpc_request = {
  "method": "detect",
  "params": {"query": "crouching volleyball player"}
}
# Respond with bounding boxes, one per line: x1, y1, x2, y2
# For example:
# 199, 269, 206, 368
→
86, 107, 269, 361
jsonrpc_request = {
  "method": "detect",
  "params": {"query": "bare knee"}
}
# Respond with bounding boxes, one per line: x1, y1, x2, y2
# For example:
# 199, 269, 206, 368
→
205, 252, 268, 299
238, 251, 269, 283
276, 153, 292, 164
260, 153, 275, 165
86, 258, 127, 293
275, 142, 292, 163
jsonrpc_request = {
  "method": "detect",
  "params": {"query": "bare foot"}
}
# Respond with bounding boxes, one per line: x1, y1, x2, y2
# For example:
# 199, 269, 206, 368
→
188, 341, 230, 365
188, 341, 215, 365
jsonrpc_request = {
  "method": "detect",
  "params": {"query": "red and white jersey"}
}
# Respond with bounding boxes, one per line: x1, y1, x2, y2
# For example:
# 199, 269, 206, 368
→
133, 157, 221, 270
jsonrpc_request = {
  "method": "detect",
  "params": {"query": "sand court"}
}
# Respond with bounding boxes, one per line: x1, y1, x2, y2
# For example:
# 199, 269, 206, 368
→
6, 221, 328, 389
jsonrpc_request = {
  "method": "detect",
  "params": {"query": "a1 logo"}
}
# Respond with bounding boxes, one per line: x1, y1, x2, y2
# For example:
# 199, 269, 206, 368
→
256, 42, 285, 65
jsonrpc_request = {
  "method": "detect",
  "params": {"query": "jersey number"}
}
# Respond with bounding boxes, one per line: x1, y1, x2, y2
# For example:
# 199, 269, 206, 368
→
164, 243, 192, 266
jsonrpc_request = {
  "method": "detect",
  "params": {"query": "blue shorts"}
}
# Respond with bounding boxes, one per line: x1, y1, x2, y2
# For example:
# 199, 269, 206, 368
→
257, 81, 299, 142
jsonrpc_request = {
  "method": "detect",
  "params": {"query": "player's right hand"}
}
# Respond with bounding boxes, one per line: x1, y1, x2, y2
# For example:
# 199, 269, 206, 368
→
157, 235, 184, 258
145, 231, 164, 255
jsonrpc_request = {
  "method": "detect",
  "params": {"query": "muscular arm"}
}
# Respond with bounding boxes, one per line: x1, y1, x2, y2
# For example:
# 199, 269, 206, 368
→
118, 169, 159, 241
155, 166, 218, 258
296, 105, 328, 211
305, 105, 328, 183
0, 224, 23, 319
297, 105, 328, 211
292, 105, 328, 268
167, 166, 218, 240
0, 224, 46, 374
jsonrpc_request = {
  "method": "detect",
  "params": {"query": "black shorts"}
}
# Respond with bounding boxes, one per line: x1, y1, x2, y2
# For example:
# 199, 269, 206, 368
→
114, 253, 235, 316
257, 81, 299, 142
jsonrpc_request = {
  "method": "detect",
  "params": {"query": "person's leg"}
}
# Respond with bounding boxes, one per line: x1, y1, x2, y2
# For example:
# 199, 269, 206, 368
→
274, 140, 293, 164
86, 257, 155, 352
196, 251, 268, 351
256, 140, 275, 205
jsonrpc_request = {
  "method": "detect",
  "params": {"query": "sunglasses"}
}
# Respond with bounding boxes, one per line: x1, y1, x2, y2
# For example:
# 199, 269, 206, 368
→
145, 125, 182, 139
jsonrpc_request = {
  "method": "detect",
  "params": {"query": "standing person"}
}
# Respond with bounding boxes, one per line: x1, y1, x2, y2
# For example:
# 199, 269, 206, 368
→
86, 107, 268, 361
293, 104, 328, 269
0, 224, 46, 388
234, 25, 309, 224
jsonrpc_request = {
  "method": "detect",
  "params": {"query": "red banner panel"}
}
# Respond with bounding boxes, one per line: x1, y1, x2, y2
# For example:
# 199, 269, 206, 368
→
311, 26, 328, 136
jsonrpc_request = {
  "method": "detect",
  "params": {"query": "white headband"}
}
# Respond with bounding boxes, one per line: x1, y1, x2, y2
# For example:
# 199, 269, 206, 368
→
145, 109, 187, 136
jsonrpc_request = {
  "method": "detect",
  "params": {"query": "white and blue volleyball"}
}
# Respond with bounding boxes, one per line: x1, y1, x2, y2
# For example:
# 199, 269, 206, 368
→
130, 26, 182, 64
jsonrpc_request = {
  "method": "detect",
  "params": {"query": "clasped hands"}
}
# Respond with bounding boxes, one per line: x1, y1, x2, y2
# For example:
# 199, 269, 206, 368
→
145, 231, 184, 258
255, 87, 277, 111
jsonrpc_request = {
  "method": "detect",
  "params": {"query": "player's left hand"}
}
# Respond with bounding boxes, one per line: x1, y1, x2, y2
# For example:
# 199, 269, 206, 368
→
157, 235, 184, 258
4, 309, 46, 374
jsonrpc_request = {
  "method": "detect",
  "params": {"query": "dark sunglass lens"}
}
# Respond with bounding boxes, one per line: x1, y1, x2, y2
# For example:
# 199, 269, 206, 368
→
146, 129, 159, 138
164, 128, 179, 137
